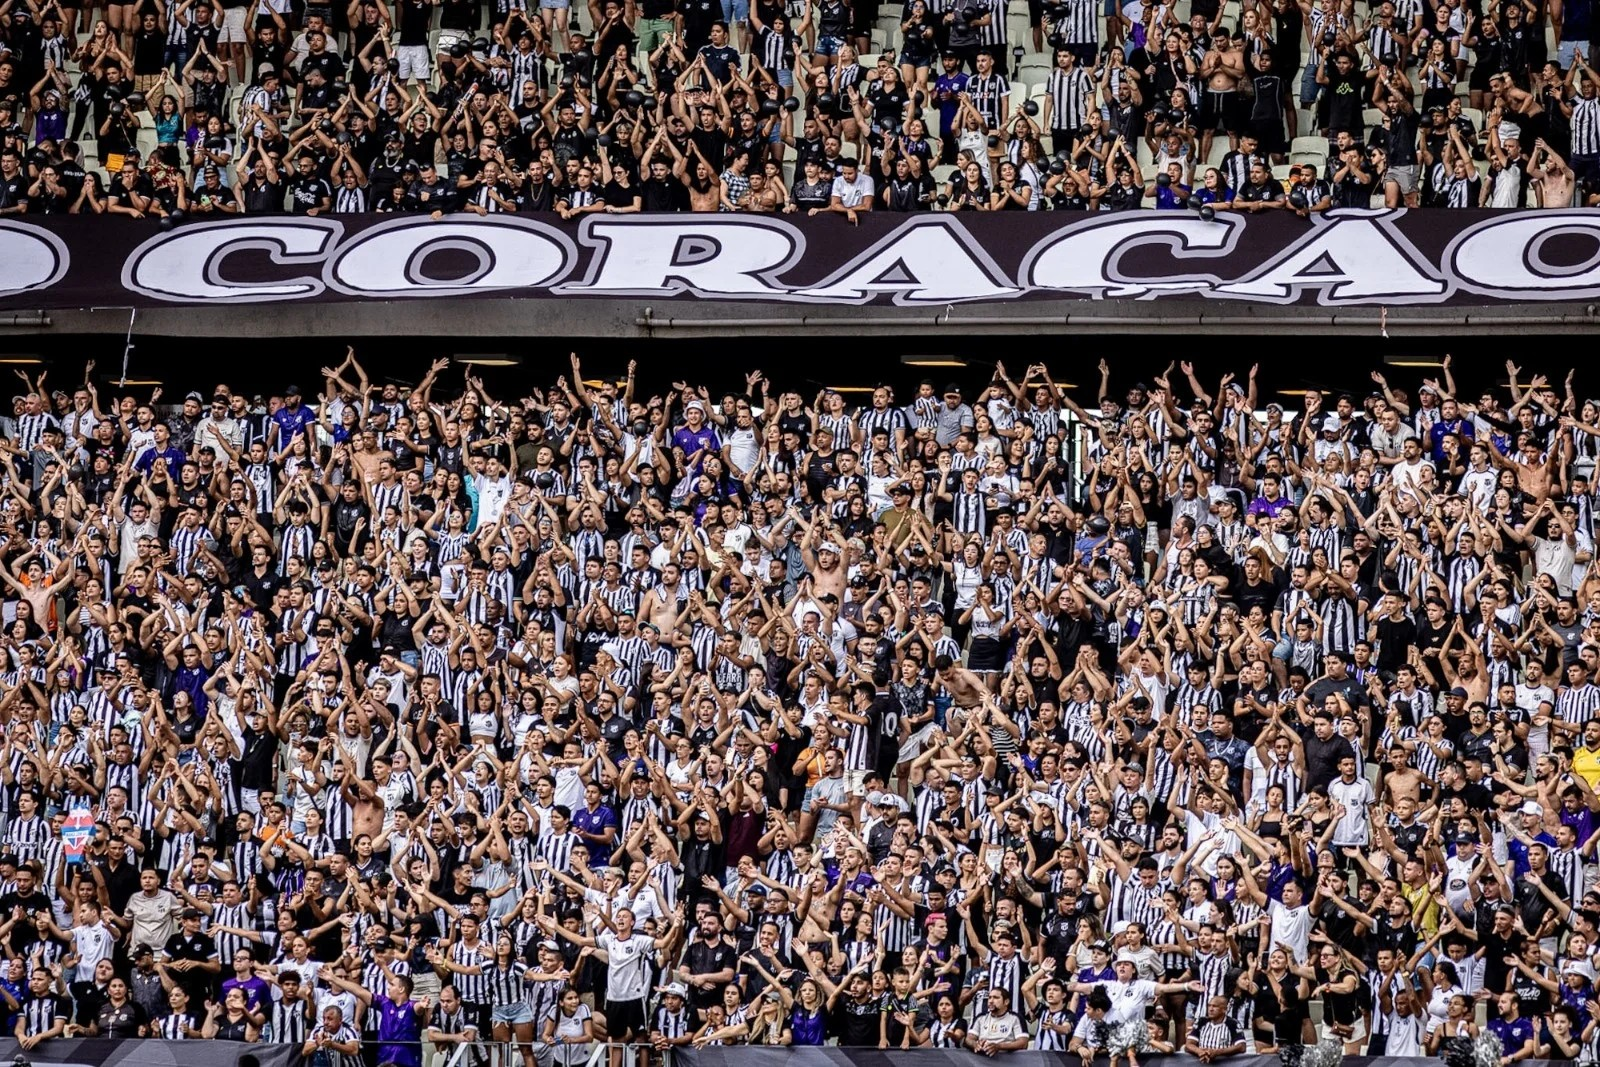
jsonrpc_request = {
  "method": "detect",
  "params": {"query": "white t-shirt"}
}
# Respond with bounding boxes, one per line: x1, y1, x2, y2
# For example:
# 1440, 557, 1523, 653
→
73, 922, 116, 982
1328, 776, 1374, 846
830, 172, 875, 207
1097, 979, 1158, 1025
1269, 900, 1312, 963
1458, 467, 1496, 510
972, 1010, 1027, 1044
1384, 1011, 1427, 1056
597, 931, 653, 1002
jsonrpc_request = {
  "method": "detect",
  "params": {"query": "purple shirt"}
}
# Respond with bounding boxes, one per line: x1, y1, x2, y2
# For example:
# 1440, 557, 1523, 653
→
1248, 494, 1292, 519
375, 994, 422, 1067
221, 975, 271, 1015
671, 425, 721, 472
570, 805, 618, 867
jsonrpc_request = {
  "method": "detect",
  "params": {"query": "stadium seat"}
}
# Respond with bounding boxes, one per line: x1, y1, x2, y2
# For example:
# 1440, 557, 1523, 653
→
1290, 135, 1324, 157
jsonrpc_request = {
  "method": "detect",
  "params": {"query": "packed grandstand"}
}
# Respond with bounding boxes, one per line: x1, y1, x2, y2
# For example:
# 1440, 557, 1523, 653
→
0, 0, 1595, 218
0, 354, 1595, 1065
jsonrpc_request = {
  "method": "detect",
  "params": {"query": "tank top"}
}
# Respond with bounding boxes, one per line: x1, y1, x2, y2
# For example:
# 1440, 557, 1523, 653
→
952, 560, 982, 609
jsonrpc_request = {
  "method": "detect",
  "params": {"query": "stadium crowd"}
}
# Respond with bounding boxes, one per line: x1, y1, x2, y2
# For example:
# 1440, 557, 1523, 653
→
0, 352, 1598, 1066
0, 0, 1596, 218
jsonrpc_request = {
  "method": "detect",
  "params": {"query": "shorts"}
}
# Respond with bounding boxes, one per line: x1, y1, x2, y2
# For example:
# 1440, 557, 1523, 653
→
1320, 1017, 1367, 1045
605, 998, 645, 1039
634, 15, 674, 52
1384, 163, 1417, 193
816, 33, 844, 54
539, 0, 570, 10
897, 721, 938, 762
1200, 89, 1241, 133
720, 0, 749, 23
493, 1003, 535, 1025
397, 43, 431, 79
435, 28, 468, 53
219, 5, 248, 42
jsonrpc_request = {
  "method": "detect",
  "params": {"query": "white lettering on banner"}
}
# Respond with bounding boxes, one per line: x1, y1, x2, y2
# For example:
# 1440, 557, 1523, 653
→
1215, 210, 1447, 302
0, 222, 69, 299
1446, 211, 1600, 298
54, 209, 1600, 308
796, 217, 1017, 303
1018, 214, 1244, 298
558, 217, 802, 297
324, 217, 576, 297
123, 219, 341, 301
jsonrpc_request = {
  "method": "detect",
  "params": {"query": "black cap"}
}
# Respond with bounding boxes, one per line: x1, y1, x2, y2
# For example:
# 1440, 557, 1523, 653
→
284, 384, 302, 396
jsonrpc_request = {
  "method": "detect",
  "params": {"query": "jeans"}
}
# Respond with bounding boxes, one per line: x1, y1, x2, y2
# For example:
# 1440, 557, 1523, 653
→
1300, 62, 1320, 108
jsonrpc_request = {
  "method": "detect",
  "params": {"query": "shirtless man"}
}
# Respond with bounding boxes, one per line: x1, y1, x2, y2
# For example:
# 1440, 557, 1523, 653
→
349, 430, 387, 485
1530, 138, 1575, 206
337, 741, 386, 840
800, 530, 847, 603
1380, 738, 1426, 806
680, 143, 723, 213
1199, 33, 1246, 162
638, 561, 688, 633
935, 655, 988, 709
0, 545, 77, 633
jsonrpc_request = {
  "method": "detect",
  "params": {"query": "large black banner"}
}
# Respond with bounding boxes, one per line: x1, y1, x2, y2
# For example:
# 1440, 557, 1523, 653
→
0, 1038, 300, 1067
673, 1052, 1573, 1067
1, 210, 1599, 310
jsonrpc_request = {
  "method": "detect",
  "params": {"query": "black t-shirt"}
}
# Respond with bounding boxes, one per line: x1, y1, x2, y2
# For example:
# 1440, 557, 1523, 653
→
0, 889, 53, 948
0, 171, 27, 211
1237, 179, 1283, 203
96, 999, 148, 1038
1103, 179, 1142, 210
440, 0, 481, 30
288, 175, 332, 212
185, 21, 222, 56
302, 50, 346, 83
1379, 108, 1420, 166
132, 29, 166, 73
1373, 614, 1417, 670
1324, 67, 1363, 133
398, 0, 432, 43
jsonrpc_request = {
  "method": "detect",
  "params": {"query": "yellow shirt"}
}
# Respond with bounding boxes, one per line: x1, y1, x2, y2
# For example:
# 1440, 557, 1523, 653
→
1401, 879, 1440, 937
1575, 746, 1600, 788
